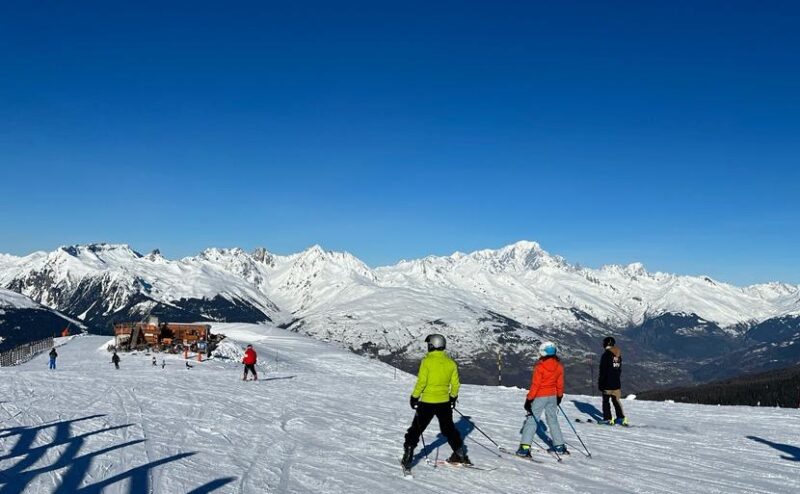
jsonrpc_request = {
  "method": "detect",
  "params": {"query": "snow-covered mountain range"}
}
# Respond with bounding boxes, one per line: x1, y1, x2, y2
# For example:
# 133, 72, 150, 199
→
1, 241, 799, 389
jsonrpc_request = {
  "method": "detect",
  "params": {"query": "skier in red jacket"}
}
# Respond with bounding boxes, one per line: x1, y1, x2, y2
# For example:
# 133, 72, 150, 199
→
242, 344, 258, 381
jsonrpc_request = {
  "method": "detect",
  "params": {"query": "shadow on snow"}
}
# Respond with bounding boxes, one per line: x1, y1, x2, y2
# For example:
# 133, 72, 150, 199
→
571, 399, 604, 421
413, 416, 474, 466
0, 414, 236, 493
260, 375, 297, 382
747, 436, 800, 462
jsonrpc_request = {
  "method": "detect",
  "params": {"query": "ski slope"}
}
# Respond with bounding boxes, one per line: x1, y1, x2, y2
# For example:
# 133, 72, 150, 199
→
1, 323, 798, 493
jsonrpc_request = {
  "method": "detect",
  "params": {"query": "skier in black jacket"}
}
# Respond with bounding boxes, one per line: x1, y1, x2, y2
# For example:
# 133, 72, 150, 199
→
48, 348, 58, 370
598, 336, 627, 426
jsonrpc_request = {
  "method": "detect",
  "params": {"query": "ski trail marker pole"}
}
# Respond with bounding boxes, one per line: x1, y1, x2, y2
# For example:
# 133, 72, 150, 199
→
559, 404, 592, 458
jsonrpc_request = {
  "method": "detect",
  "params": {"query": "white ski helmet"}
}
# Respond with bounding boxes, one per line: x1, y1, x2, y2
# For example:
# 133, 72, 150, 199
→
538, 341, 557, 357
425, 333, 446, 351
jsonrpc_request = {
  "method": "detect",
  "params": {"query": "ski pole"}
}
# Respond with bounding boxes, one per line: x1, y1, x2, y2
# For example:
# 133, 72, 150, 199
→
415, 411, 430, 462
559, 405, 592, 458
454, 407, 501, 449
466, 435, 502, 458
420, 431, 429, 462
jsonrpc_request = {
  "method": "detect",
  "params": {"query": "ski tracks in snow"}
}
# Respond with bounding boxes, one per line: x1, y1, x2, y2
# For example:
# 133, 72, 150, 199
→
1, 326, 799, 493
276, 445, 296, 493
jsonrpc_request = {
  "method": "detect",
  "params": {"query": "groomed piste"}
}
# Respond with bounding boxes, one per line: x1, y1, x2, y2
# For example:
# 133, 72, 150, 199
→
1, 323, 798, 493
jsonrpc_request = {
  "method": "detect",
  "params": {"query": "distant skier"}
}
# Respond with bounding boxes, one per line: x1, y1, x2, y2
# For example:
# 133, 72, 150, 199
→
598, 336, 627, 426
401, 334, 469, 471
152, 356, 157, 367
112, 351, 120, 370
185, 361, 193, 369
242, 344, 258, 381
516, 341, 567, 457
48, 348, 58, 370
161, 358, 166, 369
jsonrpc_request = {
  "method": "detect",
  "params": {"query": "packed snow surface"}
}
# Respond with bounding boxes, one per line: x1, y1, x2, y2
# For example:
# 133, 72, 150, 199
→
1, 323, 798, 493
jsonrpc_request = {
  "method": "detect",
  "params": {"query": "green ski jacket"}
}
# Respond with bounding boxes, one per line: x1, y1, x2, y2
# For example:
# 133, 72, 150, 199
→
411, 350, 460, 404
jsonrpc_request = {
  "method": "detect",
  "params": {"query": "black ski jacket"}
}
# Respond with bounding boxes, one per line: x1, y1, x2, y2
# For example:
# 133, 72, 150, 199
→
598, 346, 622, 390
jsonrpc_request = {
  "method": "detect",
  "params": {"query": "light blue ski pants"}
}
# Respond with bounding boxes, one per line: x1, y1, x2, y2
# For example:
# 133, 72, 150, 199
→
520, 396, 564, 447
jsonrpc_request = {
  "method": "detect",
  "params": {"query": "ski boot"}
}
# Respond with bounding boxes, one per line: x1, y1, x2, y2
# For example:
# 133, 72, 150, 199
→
615, 417, 629, 426
551, 444, 569, 455
401, 446, 414, 470
515, 444, 532, 458
447, 447, 472, 466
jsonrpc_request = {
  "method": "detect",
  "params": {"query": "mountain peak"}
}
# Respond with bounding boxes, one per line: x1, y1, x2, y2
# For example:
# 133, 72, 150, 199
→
600, 262, 649, 278
145, 249, 165, 262
295, 244, 328, 262
626, 262, 647, 276
472, 240, 565, 271
56, 243, 142, 260
306, 244, 326, 255
252, 247, 276, 266
504, 240, 543, 252
197, 247, 248, 261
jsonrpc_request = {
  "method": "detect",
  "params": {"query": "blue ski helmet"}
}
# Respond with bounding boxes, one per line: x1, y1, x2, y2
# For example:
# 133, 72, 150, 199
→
538, 341, 557, 357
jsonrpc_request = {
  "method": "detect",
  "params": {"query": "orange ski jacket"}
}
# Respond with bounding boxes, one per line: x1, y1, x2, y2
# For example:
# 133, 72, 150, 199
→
526, 356, 564, 400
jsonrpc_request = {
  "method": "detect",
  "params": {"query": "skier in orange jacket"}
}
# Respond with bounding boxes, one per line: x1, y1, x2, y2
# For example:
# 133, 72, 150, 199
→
516, 341, 566, 457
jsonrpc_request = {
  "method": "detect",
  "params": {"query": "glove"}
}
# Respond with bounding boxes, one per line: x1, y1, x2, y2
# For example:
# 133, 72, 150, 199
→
410, 396, 419, 410
557, 395, 563, 406
450, 395, 458, 409
524, 399, 532, 415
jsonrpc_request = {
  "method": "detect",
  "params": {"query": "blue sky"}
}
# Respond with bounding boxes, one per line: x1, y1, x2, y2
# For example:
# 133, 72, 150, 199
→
1, 1, 798, 285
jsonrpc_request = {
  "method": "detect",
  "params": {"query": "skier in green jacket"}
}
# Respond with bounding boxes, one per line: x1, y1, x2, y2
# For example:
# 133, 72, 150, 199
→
401, 334, 470, 470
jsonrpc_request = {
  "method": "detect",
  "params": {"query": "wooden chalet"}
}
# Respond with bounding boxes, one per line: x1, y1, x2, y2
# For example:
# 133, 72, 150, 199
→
113, 317, 218, 352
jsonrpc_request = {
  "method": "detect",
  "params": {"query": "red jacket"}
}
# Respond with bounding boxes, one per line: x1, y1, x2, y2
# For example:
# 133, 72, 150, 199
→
526, 356, 564, 400
243, 348, 257, 365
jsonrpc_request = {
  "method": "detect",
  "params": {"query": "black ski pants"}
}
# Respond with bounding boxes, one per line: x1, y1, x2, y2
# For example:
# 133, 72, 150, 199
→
404, 402, 463, 452
243, 363, 257, 379
602, 389, 625, 420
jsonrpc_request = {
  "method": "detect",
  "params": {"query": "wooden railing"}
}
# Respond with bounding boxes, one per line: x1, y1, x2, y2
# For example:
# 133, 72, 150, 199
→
0, 337, 54, 367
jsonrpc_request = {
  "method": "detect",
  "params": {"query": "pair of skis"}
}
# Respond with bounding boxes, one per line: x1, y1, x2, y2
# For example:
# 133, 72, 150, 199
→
426, 459, 495, 471
401, 458, 496, 478
575, 418, 632, 427
498, 446, 544, 463
401, 445, 561, 478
